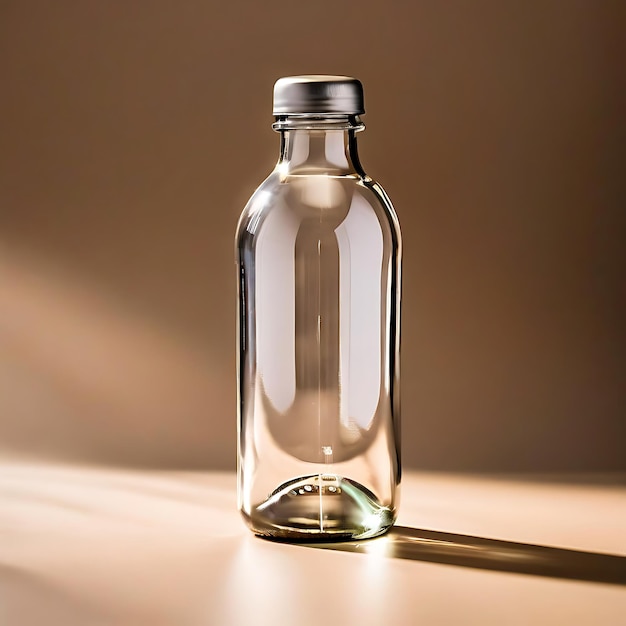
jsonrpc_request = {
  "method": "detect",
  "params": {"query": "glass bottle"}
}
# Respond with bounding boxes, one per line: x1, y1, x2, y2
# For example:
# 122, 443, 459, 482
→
236, 76, 401, 540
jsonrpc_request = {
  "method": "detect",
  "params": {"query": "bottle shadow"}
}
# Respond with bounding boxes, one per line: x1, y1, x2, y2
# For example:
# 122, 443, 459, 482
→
301, 526, 626, 586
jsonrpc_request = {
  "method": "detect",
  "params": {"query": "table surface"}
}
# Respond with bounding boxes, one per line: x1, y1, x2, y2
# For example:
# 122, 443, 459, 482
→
0, 460, 624, 625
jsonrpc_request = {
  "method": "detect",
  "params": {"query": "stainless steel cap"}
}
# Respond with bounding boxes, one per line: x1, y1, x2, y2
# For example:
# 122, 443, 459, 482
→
273, 75, 365, 115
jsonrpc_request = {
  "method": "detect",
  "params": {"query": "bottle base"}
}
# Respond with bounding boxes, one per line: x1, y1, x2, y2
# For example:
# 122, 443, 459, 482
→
242, 474, 395, 542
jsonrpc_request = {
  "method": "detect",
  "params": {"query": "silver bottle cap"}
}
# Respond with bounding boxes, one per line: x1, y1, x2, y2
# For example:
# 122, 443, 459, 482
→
273, 75, 365, 115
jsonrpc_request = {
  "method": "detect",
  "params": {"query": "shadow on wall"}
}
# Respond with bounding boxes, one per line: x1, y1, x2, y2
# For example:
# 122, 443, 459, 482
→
0, 244, 234, 469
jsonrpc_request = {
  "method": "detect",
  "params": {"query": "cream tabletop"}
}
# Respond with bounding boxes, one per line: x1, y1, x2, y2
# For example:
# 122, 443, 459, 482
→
0, 460, 624, 625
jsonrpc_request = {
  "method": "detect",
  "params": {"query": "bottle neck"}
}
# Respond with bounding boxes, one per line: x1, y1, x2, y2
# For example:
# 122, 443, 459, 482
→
274, 115, 365, 176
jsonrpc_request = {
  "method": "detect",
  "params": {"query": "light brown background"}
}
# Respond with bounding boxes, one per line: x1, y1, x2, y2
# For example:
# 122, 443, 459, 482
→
0, 1, 624, 471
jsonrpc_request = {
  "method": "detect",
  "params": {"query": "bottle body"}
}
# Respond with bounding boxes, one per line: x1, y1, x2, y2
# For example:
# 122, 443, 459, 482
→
236, 118, 401, 540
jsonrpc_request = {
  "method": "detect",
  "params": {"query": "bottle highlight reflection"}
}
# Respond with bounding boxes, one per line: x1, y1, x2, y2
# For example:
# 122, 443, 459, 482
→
236, 76, 401, 540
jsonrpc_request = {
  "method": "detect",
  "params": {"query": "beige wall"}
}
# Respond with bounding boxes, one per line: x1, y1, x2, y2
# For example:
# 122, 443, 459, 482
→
0, 1, 624, 471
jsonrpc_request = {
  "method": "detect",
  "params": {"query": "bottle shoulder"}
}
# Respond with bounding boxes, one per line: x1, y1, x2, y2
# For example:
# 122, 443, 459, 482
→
236, 170, 400, 248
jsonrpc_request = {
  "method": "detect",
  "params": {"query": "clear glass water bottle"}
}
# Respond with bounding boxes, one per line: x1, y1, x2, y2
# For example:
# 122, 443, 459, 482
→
236, 75, 401, 540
